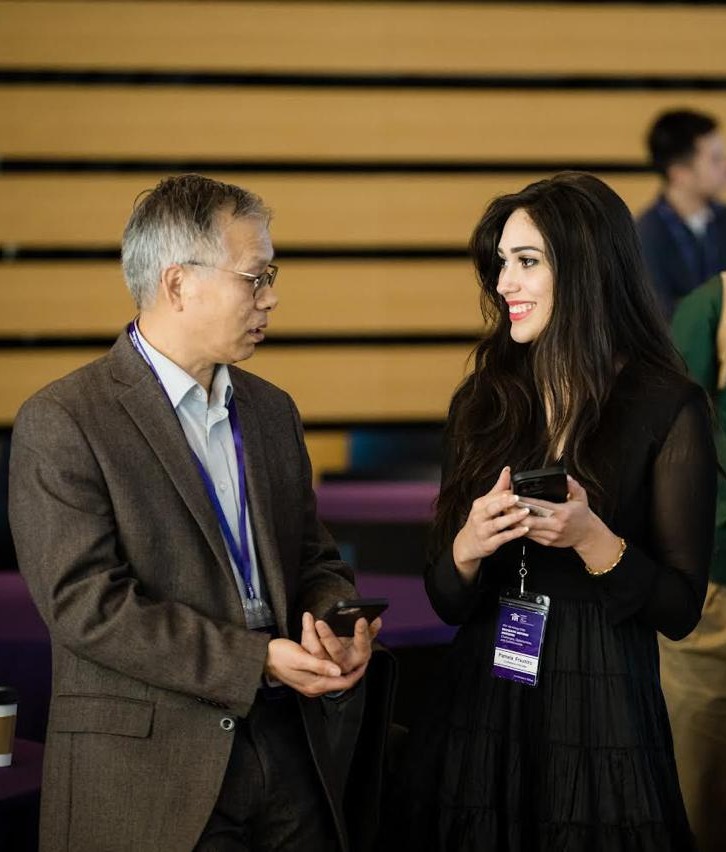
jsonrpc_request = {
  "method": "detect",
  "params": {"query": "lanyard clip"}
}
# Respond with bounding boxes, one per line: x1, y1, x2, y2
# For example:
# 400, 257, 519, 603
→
519, 543, 527, 596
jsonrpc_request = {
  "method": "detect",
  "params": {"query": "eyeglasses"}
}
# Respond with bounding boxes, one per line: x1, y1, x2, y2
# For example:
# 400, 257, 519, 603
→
183, 261, 278, 297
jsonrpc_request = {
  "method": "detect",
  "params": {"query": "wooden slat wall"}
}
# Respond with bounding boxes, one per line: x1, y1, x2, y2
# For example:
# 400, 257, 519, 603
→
305, 432, 349, 481
0, 342, 349, 474
3, 0, 726, 480
0, 346, 472, 423
3, 87, 726, 162
0, 173, 662, 248
1, 2, 725, 76
0, 260, 483, 337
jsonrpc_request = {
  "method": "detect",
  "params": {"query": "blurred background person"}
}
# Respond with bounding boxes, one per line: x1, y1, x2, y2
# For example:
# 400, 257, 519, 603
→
638, 109, 726, 319
659, 270, 726, 852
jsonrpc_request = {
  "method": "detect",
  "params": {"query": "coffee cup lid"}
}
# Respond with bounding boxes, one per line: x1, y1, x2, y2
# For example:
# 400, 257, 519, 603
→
0, 686, 18, 704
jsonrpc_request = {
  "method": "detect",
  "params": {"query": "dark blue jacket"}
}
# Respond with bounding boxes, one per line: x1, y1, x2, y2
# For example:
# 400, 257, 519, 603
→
637, 196, 726, 320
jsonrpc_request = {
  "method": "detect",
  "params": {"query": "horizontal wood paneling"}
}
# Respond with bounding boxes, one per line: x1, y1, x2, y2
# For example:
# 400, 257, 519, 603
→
0, 349, 107, 425
304, 431, 349, 483
0, 343, 345, 477
4, 0, 719, 450
0, 262, 131, 335
0, 344, 472, 424
3, 87, 726, 162
0, 172, 664, 248
0, 341, 346, 477
2, 2, 726, 76
0, 260, 483, 336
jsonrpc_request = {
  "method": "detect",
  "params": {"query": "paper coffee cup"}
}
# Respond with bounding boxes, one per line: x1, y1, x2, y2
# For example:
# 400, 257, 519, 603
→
0, 686, 18, 767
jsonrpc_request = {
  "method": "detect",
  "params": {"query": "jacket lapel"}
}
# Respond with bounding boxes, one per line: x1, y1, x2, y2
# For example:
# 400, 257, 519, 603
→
231, 373, 289, 636
109, 334, 237, 596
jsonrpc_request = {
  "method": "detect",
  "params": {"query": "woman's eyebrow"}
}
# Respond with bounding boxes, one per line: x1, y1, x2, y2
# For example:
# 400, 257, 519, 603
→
496, 244, 544, 254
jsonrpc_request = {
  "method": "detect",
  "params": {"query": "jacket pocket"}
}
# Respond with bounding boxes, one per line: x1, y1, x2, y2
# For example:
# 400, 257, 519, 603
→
51, 693, 154, 738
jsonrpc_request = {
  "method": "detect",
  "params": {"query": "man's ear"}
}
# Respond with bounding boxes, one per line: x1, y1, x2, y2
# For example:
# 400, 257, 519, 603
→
159, 264, 186, 312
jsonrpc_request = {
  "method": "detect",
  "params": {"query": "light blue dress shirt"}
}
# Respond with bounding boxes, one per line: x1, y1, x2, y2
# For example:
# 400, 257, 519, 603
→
135, 327, 274, 627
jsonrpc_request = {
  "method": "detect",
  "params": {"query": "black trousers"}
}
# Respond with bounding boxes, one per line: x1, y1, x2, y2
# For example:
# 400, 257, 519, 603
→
194, 692, 339, 852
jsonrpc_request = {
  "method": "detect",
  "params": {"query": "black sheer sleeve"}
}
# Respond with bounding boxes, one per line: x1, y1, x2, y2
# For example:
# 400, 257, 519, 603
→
595, 392, 717, 639
424, 417, 500, 626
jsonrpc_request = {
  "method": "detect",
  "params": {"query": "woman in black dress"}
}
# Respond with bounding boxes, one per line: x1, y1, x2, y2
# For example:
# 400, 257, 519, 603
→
395, 173, 717, 850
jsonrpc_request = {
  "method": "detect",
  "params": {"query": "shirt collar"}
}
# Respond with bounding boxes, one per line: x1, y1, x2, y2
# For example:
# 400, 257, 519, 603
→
210, 363, 234, 410
134, 324, 233, 411
656, 194, 717, 228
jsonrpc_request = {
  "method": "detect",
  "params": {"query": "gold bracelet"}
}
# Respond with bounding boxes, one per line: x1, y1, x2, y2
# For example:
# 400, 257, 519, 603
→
585, 537, 627, 576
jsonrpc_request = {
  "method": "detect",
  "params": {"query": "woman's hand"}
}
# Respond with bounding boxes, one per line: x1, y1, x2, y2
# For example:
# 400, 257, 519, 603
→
452, 466, 531, 582
516, 475, 592, 548
520, 475, 622, 570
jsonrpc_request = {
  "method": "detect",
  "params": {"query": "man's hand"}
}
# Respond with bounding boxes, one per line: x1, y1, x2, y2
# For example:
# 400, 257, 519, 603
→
301, 610, 380, 678
298, 610, 381, 696
264, 637, 369, 698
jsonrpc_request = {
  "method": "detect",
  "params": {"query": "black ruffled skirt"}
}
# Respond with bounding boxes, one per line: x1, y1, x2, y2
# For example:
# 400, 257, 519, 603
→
386, 598, 694, 851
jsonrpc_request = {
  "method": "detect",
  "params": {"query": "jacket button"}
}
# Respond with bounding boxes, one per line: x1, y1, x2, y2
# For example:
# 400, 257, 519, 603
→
220, 717, 235, 732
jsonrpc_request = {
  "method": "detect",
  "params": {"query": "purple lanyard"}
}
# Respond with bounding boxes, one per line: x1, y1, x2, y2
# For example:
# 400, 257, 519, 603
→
127, 322, 256, 599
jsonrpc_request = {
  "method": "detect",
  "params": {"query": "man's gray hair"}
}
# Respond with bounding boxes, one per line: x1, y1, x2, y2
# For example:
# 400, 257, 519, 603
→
121, 174, 270, 308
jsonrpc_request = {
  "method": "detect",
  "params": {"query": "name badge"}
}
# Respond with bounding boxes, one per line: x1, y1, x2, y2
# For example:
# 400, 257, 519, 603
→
492, 590, 550, 687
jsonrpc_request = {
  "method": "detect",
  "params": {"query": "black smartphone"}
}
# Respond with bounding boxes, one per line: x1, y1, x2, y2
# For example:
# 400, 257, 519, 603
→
511, 465, 568, 517
322, 597, 389, 637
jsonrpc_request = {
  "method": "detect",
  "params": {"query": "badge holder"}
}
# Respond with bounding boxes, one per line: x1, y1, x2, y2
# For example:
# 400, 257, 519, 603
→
244, 597, 275, 631
491, 544, 550, 687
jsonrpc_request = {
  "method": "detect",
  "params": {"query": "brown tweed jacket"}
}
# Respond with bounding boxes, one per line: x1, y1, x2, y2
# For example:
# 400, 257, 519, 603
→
9, 332, 368, 852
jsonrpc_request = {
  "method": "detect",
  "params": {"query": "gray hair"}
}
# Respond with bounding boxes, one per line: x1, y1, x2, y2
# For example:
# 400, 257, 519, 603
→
121, 174, 270, 308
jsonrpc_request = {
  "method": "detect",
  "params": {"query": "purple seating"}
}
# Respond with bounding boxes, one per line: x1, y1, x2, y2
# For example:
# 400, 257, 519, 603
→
0, 563, 457, 757
316, 482, 458, 728
315, 481, 456, 643
356, 572, 456, 647
316, 481, 439, 524
316, 480, 440, 577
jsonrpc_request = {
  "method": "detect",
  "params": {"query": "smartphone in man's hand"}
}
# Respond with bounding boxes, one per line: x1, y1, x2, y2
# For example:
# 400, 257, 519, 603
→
322, 598, 389, 637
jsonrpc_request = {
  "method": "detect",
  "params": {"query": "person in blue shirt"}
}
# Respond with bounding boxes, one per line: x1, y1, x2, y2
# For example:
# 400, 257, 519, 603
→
637, 109, 726, 320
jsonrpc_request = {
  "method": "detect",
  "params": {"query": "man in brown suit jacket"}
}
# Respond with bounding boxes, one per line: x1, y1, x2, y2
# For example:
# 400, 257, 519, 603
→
9, 175, 385, 852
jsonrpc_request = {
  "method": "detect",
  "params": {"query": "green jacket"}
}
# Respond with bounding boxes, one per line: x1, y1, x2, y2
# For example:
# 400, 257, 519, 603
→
672, 274, 726, 585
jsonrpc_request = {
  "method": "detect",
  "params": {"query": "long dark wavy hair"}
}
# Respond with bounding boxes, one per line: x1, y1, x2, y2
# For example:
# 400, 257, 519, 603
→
432, 172, 685, 550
